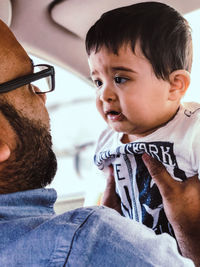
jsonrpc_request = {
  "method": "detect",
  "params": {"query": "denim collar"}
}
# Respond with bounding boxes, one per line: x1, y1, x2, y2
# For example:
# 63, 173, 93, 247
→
0, 188, 57, 220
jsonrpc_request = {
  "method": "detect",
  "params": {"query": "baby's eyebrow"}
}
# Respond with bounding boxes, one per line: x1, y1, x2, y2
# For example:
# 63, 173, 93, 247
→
111, 66, 137, 73
90, 66, 137, 77
91, 70, 98, 76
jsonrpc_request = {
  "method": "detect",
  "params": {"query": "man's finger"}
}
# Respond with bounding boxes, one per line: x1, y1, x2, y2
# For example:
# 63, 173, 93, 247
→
105, 165, 115, 185
101, 165, 122, 214
142, 153, 177, 196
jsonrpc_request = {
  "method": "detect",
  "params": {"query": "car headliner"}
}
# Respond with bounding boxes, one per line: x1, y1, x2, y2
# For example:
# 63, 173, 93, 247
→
2, 0, 200, 82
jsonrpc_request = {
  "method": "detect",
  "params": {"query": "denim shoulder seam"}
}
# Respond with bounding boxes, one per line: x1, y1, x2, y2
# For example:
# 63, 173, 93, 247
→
63, 208, 100, 266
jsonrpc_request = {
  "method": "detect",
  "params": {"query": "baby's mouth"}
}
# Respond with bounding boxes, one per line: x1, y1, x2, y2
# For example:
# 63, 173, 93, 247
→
106, 110, 120, 115
105, 110, 124, 121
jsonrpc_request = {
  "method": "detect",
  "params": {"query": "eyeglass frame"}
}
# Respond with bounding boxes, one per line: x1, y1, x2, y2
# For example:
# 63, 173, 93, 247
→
0, 60, 55, 94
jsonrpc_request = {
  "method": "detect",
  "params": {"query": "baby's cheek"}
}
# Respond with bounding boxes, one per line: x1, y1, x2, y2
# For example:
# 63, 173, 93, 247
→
96, 99, 105, 118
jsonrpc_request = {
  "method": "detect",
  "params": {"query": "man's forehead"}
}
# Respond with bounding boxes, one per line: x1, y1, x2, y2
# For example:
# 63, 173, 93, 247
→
0, 19, 31, 84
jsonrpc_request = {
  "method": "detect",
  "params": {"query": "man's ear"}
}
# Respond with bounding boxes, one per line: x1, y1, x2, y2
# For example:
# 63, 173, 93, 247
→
0, 141, 10, 162
168, 70, 190, 101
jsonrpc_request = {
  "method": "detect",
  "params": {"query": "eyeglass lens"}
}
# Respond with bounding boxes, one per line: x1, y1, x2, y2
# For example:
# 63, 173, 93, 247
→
31, 65, 52, 93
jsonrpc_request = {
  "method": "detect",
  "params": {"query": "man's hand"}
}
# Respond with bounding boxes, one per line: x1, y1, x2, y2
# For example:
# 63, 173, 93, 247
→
142, 153, 200, 266
101, 165, 122, 215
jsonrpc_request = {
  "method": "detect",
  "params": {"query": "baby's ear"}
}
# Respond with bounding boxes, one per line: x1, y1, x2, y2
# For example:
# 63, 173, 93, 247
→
0, 141, 10, 163
168, 70, 190, 101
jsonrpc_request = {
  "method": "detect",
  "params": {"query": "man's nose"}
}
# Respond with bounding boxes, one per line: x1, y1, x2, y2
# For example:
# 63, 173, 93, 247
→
99, 84, 117, 102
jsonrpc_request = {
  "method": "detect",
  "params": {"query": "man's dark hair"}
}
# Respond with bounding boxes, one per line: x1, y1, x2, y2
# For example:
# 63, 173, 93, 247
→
85, 1, 193, 80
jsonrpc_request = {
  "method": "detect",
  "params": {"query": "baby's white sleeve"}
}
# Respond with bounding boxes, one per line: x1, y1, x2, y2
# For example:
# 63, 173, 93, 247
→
190, 121, 200, 179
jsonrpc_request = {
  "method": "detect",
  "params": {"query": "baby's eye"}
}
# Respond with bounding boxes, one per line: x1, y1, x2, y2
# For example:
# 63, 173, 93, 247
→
114, 76, 128, 84
94, 79, 103, 88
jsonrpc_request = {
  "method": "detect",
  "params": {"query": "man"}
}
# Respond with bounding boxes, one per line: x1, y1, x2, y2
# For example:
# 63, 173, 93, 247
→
0, 19, 195, 266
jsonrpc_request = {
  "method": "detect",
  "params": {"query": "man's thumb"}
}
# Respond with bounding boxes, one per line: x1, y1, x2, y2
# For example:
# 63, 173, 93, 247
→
142, 153, 164, 177
142, 153, 175, 195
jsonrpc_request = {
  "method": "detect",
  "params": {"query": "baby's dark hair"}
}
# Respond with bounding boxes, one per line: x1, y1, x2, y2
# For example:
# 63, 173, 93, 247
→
85, 1, 193, 81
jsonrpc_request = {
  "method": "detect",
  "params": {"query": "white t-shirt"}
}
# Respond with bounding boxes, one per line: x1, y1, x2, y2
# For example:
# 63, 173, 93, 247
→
94, 102, 200, 236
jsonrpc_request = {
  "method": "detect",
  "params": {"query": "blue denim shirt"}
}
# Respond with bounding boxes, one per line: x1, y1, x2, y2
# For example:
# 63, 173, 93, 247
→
0, 188, 194, 266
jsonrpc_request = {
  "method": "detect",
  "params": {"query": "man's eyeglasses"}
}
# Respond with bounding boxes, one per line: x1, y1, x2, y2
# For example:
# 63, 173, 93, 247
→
0, 61, 55, 94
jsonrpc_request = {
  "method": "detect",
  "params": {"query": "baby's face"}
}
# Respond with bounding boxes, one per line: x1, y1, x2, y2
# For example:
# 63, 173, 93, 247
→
88, 43, 174, 141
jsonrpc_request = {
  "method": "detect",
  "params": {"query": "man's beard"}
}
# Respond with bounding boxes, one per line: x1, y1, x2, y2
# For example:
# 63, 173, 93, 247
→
0, 101, 57, 193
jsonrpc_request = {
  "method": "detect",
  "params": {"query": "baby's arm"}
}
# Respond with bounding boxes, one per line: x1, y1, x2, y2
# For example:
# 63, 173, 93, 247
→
143, 153, 200, 266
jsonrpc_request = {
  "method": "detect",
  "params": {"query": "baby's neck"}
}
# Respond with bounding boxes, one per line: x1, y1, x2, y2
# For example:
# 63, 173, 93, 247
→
121, 132, 154, 143
121, 134, 138, 143
121, 106, 181, 144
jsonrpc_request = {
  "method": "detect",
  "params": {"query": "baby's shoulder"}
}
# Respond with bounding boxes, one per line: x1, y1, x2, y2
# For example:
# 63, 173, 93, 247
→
182, 102, 200, 118
96, 127, 116, 152
181, 102, 200, 124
